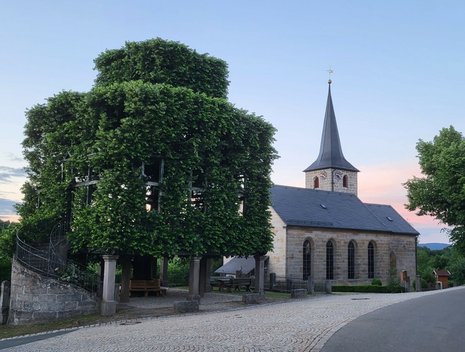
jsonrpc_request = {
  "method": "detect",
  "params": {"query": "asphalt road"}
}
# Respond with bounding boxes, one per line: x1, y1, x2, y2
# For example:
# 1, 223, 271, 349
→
322, 287, 465, 352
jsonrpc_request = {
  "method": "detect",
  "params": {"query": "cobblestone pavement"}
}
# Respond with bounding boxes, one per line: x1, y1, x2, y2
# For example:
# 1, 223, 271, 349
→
5, 287, 462, 352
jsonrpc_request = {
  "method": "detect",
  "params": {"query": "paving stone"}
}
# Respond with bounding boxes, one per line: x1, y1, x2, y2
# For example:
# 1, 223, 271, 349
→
4, 287, 462, 352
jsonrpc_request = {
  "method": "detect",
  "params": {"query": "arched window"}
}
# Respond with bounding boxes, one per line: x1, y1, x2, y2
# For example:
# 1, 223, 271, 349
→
313, 176, 319, 189
348, 241, 355, 279
343, 175, 348, 188
368, 242, 375, 279
326, 241, 334, 280
303, 240, 311, 280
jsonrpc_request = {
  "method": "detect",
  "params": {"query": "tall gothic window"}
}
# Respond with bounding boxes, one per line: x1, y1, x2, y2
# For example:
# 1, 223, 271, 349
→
343, 175, 348, 188
348, 241, 355, 279
368, 242, 375, 279
303, 240, 311, 280
313, 176, 319, 189
326, 240, 334, 280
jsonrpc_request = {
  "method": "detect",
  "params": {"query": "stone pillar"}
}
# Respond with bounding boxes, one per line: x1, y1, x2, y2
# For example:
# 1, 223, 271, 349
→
1, 281, 10, 325
416, 275, 421, 292
101, 255, 118, 316
188, 256, 201, 301
160, 256, 169, 287
254, 255, 266, 295
199, 257, 212, 296
119, 256, 131, 303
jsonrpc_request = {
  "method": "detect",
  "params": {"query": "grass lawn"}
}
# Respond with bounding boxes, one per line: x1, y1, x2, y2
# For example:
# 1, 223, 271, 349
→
0, 314, 110, 340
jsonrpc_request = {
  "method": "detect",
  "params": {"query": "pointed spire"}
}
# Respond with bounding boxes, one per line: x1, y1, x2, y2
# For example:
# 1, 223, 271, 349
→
304, 81, 358, 172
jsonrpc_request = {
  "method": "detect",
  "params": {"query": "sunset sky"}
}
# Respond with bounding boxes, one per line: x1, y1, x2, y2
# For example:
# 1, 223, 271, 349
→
2, 1, 465, 243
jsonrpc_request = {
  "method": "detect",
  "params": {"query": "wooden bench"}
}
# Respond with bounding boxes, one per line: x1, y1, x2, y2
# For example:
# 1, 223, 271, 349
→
129, 279, 167, 297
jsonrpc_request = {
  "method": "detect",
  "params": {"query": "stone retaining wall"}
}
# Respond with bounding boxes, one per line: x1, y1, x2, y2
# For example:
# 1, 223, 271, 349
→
8, 258, 98, 325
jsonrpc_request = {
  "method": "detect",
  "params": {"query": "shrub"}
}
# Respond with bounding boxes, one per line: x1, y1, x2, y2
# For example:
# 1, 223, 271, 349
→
167, 257, 190, 286
371, 278, 382, 286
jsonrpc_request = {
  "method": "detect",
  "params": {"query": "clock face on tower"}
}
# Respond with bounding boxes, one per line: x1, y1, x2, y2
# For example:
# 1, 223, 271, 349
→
319, 171, 327, 179
334, 170, 343, 180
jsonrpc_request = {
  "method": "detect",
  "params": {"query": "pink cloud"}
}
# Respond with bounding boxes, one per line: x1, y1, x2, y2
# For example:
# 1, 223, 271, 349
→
358, 161, 449, 242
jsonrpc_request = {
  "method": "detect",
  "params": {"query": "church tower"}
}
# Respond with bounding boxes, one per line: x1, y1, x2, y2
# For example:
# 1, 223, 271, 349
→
304, 80, 359, 194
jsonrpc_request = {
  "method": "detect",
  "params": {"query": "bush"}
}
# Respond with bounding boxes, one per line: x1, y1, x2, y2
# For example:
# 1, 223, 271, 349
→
0, 224, 16, 281
0, 263, 11, 282
167, 257, 190, 286
371, 278, 382, 286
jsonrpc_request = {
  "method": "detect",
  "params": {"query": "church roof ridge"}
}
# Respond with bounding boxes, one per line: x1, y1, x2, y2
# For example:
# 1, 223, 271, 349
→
304, 81, 359, 172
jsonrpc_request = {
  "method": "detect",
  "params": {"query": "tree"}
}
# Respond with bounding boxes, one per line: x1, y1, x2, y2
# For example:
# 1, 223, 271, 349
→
0, 220, 15, 280
405, 126, 465, 251
18, 38, 277, 261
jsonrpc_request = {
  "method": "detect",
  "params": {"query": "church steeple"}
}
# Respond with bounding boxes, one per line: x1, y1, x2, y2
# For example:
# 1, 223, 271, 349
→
304, 80, 359, 194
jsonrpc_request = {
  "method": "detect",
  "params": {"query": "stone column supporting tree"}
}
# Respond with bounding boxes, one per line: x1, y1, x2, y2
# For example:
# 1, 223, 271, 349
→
188, 256, 202, 301
199, 257, 212, 297
254, 255, 266, 295
101, 255, 119, 316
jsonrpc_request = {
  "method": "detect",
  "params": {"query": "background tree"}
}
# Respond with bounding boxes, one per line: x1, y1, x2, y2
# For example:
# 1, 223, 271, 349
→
417, 246, 465, 287
0, 219, 15, 280
405, 126, 465, 251
18, 38, 277, 263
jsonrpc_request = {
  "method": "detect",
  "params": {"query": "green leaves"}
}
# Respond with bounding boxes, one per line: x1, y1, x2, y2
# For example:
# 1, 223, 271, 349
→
21, 38, 277, 259
405, 126, 465, 249
94, 38, 229, 99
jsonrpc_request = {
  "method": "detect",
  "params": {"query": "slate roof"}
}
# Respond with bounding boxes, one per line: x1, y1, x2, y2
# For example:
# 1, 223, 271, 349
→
214, 256, 256, 275
271, 184, 419, 236
433, 269, 450, 277
304, 83, 359, 172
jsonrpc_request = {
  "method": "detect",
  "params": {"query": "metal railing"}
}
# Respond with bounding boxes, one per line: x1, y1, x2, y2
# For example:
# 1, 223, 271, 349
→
15, 225, 100, 294
15, 234, 66, 278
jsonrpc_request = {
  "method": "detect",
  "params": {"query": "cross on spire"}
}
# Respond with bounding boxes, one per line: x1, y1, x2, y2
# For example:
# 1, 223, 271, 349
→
326, 68, 334, 85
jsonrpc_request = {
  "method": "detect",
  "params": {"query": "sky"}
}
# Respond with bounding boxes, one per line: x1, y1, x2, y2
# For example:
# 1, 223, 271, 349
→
1, 1, 465, 244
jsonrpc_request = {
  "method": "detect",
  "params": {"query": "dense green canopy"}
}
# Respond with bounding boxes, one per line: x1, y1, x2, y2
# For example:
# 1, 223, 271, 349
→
18, 38, 277, 258
405, 126, 465, 250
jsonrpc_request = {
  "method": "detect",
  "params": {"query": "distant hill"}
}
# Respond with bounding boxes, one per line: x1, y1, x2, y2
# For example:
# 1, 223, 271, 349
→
418, 243, 450, 251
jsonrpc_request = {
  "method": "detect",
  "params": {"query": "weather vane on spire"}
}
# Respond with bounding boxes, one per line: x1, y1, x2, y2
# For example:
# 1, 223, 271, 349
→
326, 67, 334, 84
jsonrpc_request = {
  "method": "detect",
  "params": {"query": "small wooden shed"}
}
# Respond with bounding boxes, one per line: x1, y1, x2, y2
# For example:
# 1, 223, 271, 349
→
433, 269, 451, 289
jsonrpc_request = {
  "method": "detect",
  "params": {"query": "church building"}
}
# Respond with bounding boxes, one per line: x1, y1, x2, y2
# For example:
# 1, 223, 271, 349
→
267, 80, 419, 286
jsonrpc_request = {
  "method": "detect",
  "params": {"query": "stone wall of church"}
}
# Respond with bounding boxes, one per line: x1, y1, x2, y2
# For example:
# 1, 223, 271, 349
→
282, 226, 416, 286
305, 169, 358, 195
267, 209, 288, 278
